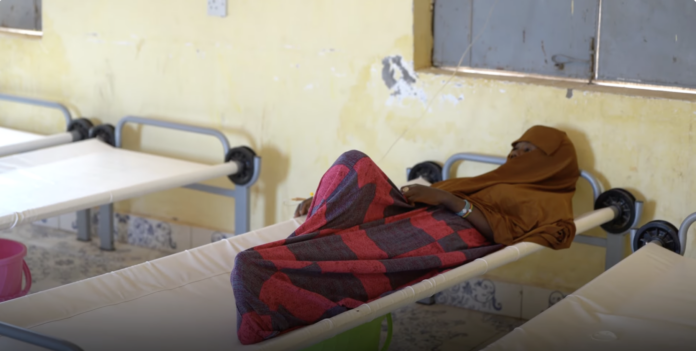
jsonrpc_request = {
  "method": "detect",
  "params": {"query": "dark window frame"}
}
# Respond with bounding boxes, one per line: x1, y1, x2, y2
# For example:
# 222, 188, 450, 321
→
0, 0, 43, 38
430, 0, 696, 99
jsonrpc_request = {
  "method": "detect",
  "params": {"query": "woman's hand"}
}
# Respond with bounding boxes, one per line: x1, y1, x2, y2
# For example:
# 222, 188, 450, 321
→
294, 197, 313, 218
403, 185, 494, 240
400, 184, 454, 206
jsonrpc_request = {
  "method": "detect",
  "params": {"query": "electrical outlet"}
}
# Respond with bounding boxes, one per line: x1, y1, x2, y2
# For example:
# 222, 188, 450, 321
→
208, 0, 227, 17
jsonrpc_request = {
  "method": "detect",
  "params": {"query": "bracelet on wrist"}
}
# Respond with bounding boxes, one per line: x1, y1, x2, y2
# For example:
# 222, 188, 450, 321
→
462, 203, 474, 218
455, 200, 473, 218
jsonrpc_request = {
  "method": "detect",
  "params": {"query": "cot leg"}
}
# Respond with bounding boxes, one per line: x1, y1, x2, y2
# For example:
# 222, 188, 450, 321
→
76, 210, 91, 242
98, 204, 115, 251
605, 233, 627, 270
235, 185, 251, 235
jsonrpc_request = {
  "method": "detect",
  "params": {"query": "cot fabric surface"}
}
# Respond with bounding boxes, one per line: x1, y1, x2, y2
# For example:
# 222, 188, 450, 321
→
484, 243, 696, 351
0, 207, 616, 351
0, 127, 43, 146
0, 139, 237, 231
233, 150, 502, 344
0, 219, 304, 351
0, 148, 623, 351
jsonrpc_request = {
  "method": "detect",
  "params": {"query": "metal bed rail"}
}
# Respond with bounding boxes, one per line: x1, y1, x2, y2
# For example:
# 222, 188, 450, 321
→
87, 116, 261, 250
0, 321, 83, 351
0, 93, 72, 127
630, 211, 695, 256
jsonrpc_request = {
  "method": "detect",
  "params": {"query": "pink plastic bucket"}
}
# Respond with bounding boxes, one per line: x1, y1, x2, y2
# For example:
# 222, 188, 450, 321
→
0, 238, 32, 302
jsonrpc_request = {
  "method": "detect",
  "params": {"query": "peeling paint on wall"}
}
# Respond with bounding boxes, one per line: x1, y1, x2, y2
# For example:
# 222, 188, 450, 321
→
381, 55, 427, 106
440, 94, 464, 105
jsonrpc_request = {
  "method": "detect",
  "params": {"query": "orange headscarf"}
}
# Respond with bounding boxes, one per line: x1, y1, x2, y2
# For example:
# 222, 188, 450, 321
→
432, 126, 580, 249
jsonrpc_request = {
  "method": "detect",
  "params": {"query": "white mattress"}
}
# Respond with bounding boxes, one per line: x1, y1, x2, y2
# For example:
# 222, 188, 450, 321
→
0, 139, 238, 231
485, 243, 696, 351
0, 127, 43, 146
0, 207, 615, 351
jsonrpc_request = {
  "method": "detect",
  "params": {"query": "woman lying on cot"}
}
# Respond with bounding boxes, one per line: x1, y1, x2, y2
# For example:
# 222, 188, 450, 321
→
232, 125, 580, 344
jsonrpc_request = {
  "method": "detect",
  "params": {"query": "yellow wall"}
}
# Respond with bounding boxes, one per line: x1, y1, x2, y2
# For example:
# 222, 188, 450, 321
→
1, 0, 695, 292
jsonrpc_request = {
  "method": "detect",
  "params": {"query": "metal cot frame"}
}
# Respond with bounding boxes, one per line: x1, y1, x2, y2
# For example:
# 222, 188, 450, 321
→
79, 116, 261, 250
0, 93, 72, 128
0, 93, 97, 244
0, 93, 91, 157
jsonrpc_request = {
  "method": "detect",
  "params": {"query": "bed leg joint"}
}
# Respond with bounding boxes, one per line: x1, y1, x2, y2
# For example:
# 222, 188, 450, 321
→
67, 118, 94, 141
226, 146, 258, 186
595, 188, 638, 234
89, 124, 116, 146
407, 161, 443, 184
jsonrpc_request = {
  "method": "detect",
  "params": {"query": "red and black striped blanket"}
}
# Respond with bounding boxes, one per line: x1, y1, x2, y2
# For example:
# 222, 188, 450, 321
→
232, 150, 503, 344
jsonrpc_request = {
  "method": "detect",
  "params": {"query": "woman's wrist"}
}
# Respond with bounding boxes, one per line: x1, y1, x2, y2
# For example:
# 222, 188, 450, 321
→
441, 193, 466, 213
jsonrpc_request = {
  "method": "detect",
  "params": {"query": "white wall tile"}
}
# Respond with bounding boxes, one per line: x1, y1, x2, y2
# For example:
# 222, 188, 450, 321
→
59, 212, 77, 233
191, 227, 215, 248
211, 232, 234, 243
33, 217, 59, 229
125, 216, 190, 253
166, 222, 192, 253
435, 278, 523, 319
521, 285, 551, 320
113, 213, 131, 243
192, 227, 235, 248
521, 285, 569, 320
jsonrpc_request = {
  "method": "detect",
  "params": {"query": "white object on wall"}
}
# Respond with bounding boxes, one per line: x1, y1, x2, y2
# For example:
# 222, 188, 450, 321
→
207, 0, 227, 17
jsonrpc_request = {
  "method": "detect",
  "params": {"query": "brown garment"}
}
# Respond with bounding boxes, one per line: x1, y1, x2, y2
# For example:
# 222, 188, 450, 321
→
432, 126, 580, 249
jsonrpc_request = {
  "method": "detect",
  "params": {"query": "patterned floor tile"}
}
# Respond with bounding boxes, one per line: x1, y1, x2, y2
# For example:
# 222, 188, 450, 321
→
381, 303, 525, 351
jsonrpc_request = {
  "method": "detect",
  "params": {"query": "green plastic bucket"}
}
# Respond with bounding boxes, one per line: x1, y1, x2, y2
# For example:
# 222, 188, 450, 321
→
301, 313, 393, 351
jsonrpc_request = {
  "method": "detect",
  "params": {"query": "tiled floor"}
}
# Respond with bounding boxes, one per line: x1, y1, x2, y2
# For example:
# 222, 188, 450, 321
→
1, 224, 168, 294
2, 224, 524, 350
